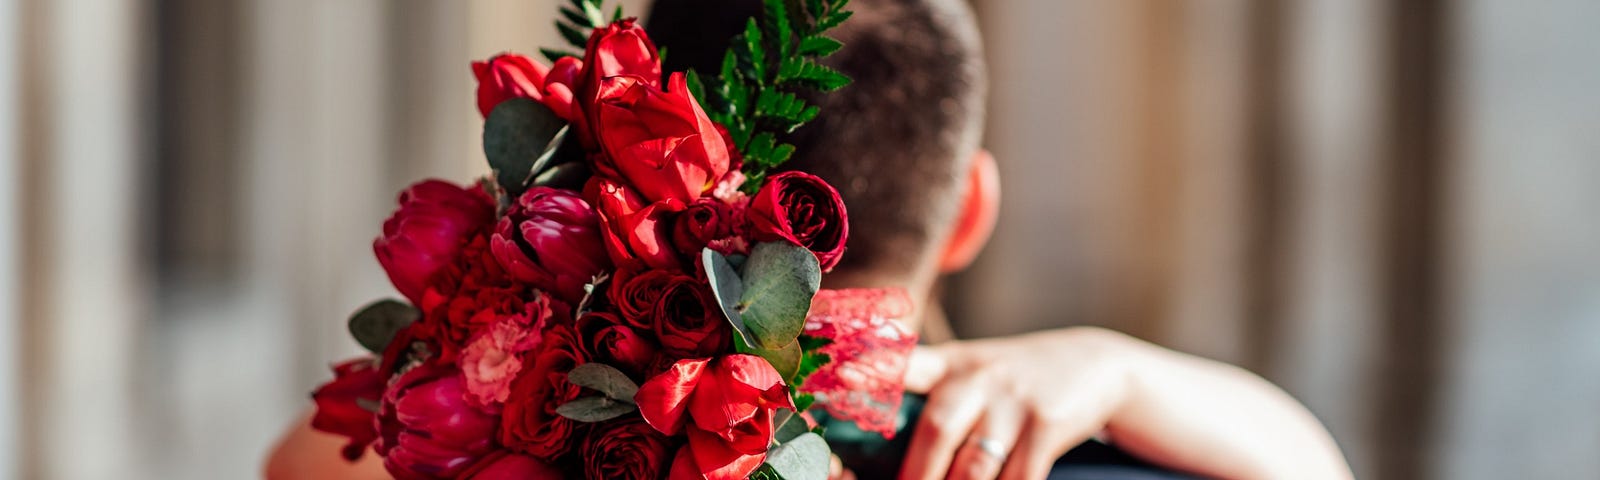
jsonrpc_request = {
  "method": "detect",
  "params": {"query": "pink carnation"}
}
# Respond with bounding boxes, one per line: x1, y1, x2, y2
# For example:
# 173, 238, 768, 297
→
460, 319, 541, 406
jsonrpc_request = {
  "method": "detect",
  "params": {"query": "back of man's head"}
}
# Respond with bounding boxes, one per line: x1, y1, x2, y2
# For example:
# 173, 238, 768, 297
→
645, 0, 987, 282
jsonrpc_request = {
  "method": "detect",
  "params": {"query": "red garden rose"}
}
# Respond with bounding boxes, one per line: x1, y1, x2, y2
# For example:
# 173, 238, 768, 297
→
491, 186, 611, 303
417, 236, 551, 362
474, 53, 586, 125
376, 363, 499, 480
310, 357, 386, 461
375, 180, 497, 305
582, 417, 675, 480
746, 171, 849, 271
463, 452, 568, 480
591, 73, 731, 204
636, 356, 796, 480
608, 268, 675, 328
651, 274, 732, 358
576, 311, 659, 379
500, 322, 587, 459
672, 198, 741, 255
587, 177, 684, 271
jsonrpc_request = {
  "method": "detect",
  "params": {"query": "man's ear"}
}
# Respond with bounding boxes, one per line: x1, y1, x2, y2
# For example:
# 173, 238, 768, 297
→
938, 149, 1000, 273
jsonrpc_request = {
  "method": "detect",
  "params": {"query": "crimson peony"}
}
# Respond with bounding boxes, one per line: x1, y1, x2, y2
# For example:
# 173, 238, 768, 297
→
376, 364, 499, 480
374, 180, 497, 305
491, 187, 611, 303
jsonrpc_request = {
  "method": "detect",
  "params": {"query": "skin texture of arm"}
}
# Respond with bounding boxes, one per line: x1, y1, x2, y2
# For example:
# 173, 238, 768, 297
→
900, 326, 1354, 480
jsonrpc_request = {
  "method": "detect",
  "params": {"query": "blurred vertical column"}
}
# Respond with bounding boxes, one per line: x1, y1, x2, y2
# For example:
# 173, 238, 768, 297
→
0, 0, 20, 476
15, 0, 147, 478
1268, 0, 1386, 478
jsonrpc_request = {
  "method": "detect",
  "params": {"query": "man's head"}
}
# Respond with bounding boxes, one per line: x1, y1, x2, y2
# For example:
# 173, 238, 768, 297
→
646, 0, 996, 294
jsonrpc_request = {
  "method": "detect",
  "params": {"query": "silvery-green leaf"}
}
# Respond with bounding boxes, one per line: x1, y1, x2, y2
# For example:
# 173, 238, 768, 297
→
348, 299, 419, 354
555, 396, 637, 423
704, 248, 759, 348
567, 363, 638, 403
483, 98, 567, 196
773, 409, 811, 443
764, 432, 831, 480
738, 242, 821, 349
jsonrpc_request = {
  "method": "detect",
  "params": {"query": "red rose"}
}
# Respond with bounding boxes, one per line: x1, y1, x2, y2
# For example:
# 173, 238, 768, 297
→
608, 269, 675, 328
375, 180, 497, 305
652, 274, 732, 358
591, 73, 731, 204
672, 198, 742, 255
636, 356, 796, 480
500, 322, 587, 459
491, 187, 611, 303
473, 53, 586, 125
376, 363, 499, 480
462, 452, 568, 480
582, 417, 675, 480
576, 311, 659, 379
586, 177, 684, 271
417, 236, 548, 362
310, 357, 386, 461
746, 171, 849, 271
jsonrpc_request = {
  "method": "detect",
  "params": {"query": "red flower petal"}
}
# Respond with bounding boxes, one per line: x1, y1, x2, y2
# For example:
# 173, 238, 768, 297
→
635, 358, 710, 435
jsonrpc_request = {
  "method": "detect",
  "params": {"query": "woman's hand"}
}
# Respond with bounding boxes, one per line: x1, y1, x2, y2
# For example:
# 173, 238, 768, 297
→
899, 327, 1353, 480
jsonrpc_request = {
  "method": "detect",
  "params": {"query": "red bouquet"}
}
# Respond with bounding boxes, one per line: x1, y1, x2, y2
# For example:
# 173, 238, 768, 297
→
308, 1, 919, 479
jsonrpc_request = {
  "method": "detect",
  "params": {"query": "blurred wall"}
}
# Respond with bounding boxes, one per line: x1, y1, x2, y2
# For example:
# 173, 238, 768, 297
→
3, 0, 1598, 479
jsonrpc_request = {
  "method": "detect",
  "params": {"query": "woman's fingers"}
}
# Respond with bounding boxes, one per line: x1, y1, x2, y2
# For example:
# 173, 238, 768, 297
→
899, 374, 987, 480
902, 345, 950, 394
998, 399, 1115, 480
946, 404, 1023, 480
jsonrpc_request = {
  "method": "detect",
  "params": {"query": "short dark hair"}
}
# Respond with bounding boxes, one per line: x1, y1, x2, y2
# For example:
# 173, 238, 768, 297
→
645, 0, 987, 277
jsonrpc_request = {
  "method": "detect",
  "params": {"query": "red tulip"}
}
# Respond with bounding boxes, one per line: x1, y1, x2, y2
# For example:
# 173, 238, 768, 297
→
491, 187, 611, 303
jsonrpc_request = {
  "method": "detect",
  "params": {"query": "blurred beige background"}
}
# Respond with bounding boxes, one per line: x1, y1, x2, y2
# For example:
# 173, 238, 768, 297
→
3, 0, 1598, 479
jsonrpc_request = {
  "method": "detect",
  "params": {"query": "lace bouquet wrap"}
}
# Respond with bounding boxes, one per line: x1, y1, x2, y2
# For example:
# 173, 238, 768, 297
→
308, 1, 919, 479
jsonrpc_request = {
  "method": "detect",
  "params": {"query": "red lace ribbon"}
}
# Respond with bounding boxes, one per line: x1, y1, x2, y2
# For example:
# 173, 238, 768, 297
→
799, 288, 918, 438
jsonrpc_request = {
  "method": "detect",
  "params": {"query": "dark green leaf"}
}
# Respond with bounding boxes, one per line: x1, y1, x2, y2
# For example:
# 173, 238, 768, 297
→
764, 432, 831, 480
531, 161, 589, 190
482, 98, 567, 196
612, 4, 624, 22
559, 6, 592, 28
737, 242, 821, 349
742, 19, 767, 81
540, 47, 580, 64
348, 299, 419, 354
567, 363, 639, 402
792, 350, 829, 386
793, 392, 816, 412
764, 0, 793, 57
797, 35, 842, 56
557, 20, 589, 49
555, 396, 637, 423
817, 10, 853, 31
751, 340, 803, 379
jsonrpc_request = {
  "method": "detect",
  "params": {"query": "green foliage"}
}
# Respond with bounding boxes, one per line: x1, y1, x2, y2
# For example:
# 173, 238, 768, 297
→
689, 0, 853, 192
764, 432, 832, 480
566, 363, 639, 402
555, 396, 637, 422
554, 0, 612, 51
348, 299, 419, 354
482, 98, 568, 197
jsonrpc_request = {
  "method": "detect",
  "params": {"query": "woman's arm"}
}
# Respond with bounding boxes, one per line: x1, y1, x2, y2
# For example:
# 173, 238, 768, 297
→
264, 413, 391, 480
900, 327, 1352, 480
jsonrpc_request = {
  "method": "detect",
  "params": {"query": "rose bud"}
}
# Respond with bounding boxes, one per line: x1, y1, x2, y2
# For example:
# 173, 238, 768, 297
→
746, 171, 849, 271
591, 73, 731, 204
500, 322, 587, 459
586, 177, 684, 271
491, 187, 611, 303
475, 53, 586, 112
671, 198, 741, 254
462, 452, 567, 480
636, 355, 796, 480
582, 418, 675, 480
576, 311, 659, 379
651, 275, 732, 358
376, 364, 499, 480
374, 180, 496, 305
309, 357, 386, 461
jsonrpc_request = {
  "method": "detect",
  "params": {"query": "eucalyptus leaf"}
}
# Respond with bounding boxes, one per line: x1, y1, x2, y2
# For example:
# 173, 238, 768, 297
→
703, 248, 758, 348
348, 299, 419, 354
531, 161, 590, 190
773, 409, 811, 443
482, 98, 567, 196
764, 432, 831, 480
738, 242, 820, 349
752, 340, 803, 380
567, 363, 639, 403
555, 396, 637, 423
